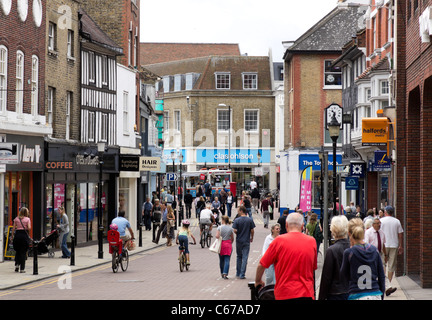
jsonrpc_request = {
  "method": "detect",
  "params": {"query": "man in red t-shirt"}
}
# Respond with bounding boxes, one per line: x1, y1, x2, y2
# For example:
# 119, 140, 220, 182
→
255, 212, 317, 300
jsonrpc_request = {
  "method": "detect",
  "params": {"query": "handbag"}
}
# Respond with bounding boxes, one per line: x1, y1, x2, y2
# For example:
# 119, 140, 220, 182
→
209, 237, 222, 254
18, 218, 33, 245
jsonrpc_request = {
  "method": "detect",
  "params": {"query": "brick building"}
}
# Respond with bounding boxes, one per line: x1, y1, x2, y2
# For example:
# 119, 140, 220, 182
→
0, 0, 50, 241
279, 3, 366, 215
395, 0, 432, 287
45, 0, 80, 141
142, 52, 276, 193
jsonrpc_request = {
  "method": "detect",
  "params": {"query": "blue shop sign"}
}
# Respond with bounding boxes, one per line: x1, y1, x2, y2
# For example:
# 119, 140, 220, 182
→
196, 148, 270, 164
345, 176, 359, 190
374, 150, 391, 171
162, 149, 187, 164
298, 154, 342, 171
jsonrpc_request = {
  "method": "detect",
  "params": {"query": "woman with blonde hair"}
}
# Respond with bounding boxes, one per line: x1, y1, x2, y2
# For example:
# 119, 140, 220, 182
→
166, 205, 175, 246
11, 207, 32, 273
318, 215, 350, 300
340, 218, 386, 300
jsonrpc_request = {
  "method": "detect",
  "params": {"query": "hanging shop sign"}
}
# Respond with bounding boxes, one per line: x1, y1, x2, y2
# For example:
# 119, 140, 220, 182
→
120, 155, 140, 171
374, 150, 391, 171
362, 118, 389, 146
139, 156, 161, 172
345, 176, 359, 190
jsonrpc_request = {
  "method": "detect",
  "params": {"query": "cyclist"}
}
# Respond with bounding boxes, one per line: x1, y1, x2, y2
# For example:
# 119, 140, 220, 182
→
176, 219, 196, 265
111, 211, 135, 244
199, 203, 215, 237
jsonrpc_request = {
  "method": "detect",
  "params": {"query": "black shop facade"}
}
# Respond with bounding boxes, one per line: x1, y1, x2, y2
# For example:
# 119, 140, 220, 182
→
45, 142, 119, 245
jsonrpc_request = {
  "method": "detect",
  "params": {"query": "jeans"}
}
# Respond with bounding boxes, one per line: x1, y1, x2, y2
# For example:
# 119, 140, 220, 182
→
219, 254, 231, 275
246, 207, 252, 217
226, 203, 232, 217
236, 241, 250, 278
61, 232, 71, 258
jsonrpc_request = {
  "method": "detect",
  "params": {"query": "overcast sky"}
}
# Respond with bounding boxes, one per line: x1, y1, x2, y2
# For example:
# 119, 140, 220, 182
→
140, 0, 340, 62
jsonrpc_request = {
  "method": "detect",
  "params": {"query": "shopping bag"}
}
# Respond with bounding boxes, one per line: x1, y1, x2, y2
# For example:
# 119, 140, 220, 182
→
209, 238, 221, 254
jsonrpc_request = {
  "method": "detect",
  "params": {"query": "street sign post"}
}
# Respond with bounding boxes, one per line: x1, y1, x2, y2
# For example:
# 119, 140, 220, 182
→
166, 173, 178, 181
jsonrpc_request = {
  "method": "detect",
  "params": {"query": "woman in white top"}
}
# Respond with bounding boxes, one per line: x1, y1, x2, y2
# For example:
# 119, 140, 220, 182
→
261, 223, 281, 285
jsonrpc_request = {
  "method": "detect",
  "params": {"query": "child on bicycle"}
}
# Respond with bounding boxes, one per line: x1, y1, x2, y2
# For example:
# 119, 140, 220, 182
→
176, 219, 196, 265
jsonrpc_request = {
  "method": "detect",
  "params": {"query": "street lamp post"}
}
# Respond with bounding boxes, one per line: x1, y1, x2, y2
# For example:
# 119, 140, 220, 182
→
328, 114, 341, 219
218, 103, 231, 169
178, 153, 184, 226
97, 141, 105, 259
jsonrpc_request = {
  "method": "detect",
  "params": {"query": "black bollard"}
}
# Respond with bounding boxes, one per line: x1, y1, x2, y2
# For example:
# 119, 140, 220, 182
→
139, 224, 142, 247
70, 235, 75, 266
32, 240, 39, 275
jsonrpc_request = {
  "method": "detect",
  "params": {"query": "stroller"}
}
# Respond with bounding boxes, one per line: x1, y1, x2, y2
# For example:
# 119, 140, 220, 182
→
248, 283, 275, 300
29, 228, 59, 258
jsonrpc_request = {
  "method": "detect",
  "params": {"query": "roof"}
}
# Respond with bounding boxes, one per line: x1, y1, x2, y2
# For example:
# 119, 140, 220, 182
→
143, 55, 272, 91
283, 6, 367, 58
79, 9, 123, 55
140, 43, 241, 65
356, 56, 390, 80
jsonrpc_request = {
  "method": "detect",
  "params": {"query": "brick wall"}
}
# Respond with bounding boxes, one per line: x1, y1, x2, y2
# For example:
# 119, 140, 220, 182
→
45, 0, 80, 140
0, 0, 46, 115
287, 53, 342, 149
396, 0, 432, 287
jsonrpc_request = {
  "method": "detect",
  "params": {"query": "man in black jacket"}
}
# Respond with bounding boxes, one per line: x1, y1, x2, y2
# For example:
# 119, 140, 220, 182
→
184, 190, 193, 219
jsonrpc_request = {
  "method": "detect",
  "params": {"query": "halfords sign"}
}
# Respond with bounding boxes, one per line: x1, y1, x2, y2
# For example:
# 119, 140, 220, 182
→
362, 118, 389, 146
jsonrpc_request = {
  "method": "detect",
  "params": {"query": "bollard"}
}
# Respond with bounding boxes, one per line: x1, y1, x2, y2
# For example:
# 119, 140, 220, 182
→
139, 223, 142, 247
32, 240, 39, 275
70, 235, 75, 266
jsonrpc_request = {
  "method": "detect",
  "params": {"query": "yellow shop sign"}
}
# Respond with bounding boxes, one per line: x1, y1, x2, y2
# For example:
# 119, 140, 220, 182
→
362, 118, 388, 146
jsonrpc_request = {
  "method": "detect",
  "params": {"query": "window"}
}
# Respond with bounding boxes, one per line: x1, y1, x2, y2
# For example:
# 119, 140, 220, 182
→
88, 51, 95, 83
215, 72, 230, 89
174, 110, 181, 131
324, 60, 342, 86
88, 111, 95, 142
15, 51, 24, 114
123, 91, 129, 133
245, 110, 258, 132
218, 109, 230, 131
0, 46, 7, 113
47, 87, 54, 124
66, 91, 72, 140
373, 17, 377, 49
48, 22, 56, 51
163, 111, 169, 131
380, 80, 389, 95
365, 88, 371, 102
163, 76, 170, 93
101, 113, 108, 142
242, 73, 258, 90
101, 55, 108, 85
31, 55, 39, 116
174, 74, 183, 92
67, 29, 74, 58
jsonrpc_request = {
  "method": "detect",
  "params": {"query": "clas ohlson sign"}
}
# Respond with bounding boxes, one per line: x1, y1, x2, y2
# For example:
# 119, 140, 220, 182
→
196, 148, 270, 164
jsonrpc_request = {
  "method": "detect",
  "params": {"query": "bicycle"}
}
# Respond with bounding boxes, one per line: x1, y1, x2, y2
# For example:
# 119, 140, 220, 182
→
179, 242, 195, 272
107, 229, 131, 273
200, 224, 212, 248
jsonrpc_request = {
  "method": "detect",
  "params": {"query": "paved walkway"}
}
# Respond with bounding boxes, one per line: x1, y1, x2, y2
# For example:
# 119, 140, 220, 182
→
1, 206, 429, 300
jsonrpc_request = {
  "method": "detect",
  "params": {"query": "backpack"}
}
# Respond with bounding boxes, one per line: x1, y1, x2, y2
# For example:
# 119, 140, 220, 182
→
313, 223, 323, 243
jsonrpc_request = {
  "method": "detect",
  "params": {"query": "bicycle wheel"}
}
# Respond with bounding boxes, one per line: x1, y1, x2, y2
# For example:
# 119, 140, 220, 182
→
120, 249, 129, 272
179, 253, 185, 272
185, 256, 189, 271
112, 250, 119, 273
200, 232, 206, 248
206, 233, 211, 247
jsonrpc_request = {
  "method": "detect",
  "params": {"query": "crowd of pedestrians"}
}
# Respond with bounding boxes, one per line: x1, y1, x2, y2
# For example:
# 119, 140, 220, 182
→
254, 203, 403, 300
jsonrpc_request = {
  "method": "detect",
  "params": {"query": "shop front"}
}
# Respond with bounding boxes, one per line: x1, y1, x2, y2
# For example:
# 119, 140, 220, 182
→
45, 142, 119, 245
194, 148, 275, 197
279, 150, 343, 217
3, 135, 45, 240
